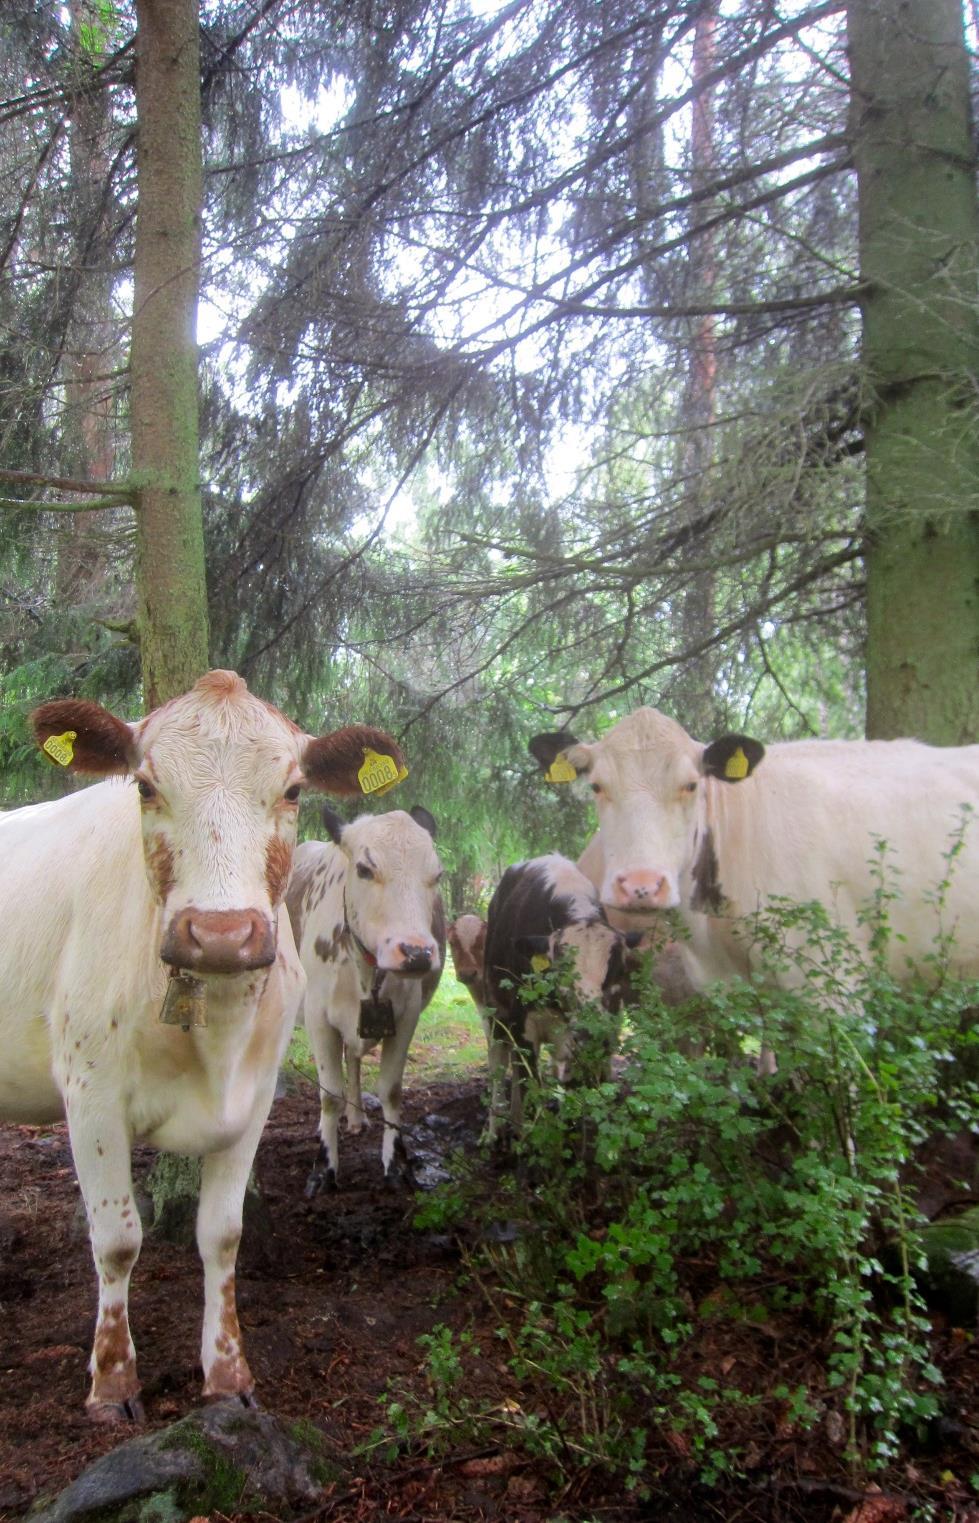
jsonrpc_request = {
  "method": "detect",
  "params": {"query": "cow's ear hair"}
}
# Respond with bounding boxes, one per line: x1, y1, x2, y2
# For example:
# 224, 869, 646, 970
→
31, 699, 138, 776
528, 730, 579, 770
515, 934, 551, 958
302, 725, 406, 796
409, 805, 437, 839
321, 805, 345, 845
701, 733, 765, 783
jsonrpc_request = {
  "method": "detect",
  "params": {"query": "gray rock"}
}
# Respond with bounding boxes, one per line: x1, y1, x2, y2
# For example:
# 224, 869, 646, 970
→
29, 1400, 342, 1523
919, 1205, 979, 1324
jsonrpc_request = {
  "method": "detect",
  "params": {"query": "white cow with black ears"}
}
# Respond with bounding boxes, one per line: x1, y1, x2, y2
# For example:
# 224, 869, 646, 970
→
530, 708, 979, 993
0, 670, 405, 1421
286, 805, 445, 1190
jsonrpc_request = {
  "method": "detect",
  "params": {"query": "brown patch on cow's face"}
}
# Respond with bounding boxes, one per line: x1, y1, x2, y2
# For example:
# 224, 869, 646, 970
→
265, 833, 293, 905
146, 833, 175, 902
203, 1275, 253, 1398
90, 1303, 138, 1404
690, 828, 725, 914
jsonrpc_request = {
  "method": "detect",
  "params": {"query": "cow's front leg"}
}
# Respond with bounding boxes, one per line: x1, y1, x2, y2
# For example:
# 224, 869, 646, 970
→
197, 1121, 270, 1403
305, 1010, 345, 1193
67, 1107, 143, 1421
481, 1009, 509, 1143
344, 1046, 366, 1133
376, 987, 421, 1184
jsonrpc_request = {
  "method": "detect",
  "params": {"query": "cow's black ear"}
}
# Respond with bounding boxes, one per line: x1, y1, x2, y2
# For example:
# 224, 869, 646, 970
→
528, 731, 578, 771
409, 805, 437, 839
702, 734, 765, 783
321, 805, 345, 844
515, 934, 551, 958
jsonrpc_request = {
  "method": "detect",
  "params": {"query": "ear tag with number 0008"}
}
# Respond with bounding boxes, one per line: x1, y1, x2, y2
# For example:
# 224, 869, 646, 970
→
43, 730, 77, 767
724, 746, 749, 780
358, 748, 409, 797
545, 756, 577, 784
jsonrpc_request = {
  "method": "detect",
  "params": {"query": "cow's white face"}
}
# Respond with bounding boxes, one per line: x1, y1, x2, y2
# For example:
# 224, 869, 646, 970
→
566, 709, 704, 916
31, 670, 407, 977
537, 708, 765, 920
551, 920, 626, 1005
336, 809, 443, 975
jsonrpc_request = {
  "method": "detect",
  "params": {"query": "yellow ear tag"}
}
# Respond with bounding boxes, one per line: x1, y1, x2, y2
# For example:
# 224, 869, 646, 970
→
42, 730, 77, 767
531, 954, 551, 973
545, 756, 577, 784
724, 746, 749, 780
358, 748, 409, 796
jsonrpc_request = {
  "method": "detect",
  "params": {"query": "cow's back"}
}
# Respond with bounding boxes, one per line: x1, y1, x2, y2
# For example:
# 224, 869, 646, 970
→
706, 737, 979, 977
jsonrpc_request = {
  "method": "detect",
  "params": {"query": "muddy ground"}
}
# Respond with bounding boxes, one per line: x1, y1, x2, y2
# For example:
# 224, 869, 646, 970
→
2, 1073, 979, 1523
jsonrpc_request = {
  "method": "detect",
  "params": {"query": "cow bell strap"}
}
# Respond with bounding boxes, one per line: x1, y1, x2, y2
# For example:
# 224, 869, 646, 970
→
342, 892, 377, 968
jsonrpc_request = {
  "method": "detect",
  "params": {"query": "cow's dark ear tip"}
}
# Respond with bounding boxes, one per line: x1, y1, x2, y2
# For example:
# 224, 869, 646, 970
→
528, 730, 578, 769
702, 733, 765, 783
321, 804, 345, 844
409, 804, 437, 839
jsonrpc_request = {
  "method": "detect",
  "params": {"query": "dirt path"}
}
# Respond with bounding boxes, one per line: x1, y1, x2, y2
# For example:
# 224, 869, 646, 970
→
0, 1076, 489, 1520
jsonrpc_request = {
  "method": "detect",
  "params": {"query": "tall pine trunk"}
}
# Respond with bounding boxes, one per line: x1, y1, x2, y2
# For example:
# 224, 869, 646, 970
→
848, 0, 979, 744
131, 0, 209, 710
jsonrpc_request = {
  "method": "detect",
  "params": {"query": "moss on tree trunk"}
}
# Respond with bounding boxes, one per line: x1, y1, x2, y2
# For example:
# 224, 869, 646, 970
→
131, 0, 209, 711
848, 0, 979, 744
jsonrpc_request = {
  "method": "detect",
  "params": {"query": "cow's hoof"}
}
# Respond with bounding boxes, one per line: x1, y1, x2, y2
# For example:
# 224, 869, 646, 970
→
204, 1389, 260, 1409
304, 1165, 338, 1198
384, 1144, 416, 1191
87, 1395, 145, 1424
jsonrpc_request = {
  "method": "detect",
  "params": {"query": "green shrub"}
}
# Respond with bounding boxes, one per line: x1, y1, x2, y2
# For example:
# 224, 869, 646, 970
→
396, 840, 979, 1493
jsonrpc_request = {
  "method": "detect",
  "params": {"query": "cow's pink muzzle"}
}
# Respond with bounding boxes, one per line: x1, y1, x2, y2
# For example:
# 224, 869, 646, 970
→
606, 870, 678, 912
161, 908, 276, 974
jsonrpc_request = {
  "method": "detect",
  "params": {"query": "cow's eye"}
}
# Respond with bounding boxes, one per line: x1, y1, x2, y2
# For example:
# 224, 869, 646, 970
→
356, 862, 374, 881
136, 778, 156, 802
590, 783, 603, 796
283, 783, 302, 803
682, 781, 698, 795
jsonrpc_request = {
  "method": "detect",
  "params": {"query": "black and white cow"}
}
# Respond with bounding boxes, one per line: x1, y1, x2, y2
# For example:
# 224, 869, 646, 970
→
484, 854, 639, 1133
286, 806, 445, 1188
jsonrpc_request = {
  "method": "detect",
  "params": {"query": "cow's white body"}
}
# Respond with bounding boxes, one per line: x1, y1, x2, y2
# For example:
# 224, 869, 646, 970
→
287, 809, 444, 1187
547, 710, 979, 991
0, 671, 405, 1419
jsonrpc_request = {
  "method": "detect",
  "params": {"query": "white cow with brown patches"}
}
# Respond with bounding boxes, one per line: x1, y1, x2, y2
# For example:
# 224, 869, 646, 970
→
286, 805, 445, 1189
0, 670, 405, 1422
530, 708, 979, 998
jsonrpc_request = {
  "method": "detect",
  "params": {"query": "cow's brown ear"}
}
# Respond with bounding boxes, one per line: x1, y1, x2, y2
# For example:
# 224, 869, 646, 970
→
302, 725, 407, 797
702, 733, 765, 783
31, 699, 137, 776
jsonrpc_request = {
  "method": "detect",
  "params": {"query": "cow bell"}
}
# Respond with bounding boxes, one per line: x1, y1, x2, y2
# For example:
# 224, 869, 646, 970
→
160, 969, 208, 1030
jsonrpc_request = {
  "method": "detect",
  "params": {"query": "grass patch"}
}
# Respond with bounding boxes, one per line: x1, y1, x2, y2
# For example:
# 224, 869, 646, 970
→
286, 967, 486, 1088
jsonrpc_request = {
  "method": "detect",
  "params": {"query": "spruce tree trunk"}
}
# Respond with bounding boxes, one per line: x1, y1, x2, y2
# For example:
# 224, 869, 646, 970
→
131, 0, 209, 709
847, 0, 979, 744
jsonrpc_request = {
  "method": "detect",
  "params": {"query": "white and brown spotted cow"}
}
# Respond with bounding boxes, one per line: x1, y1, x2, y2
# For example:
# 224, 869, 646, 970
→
484, 854, 639, 1134
0, 670, 405, 1421
530, 708, 979, 998
286, 806, 445, 1189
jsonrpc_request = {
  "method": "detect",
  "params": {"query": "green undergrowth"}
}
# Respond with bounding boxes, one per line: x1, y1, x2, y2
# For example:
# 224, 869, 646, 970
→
374, 835, 979, 1499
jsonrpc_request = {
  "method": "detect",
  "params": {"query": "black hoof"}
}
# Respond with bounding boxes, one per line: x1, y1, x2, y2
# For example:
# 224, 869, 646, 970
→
87, 1395, 145, 1424
384, 1136, 417, 1191
304, 1143, 338, 1197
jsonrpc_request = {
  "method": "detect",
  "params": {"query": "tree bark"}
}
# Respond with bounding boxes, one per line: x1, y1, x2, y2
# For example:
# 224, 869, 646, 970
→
848, 0, 979, 744
131, 0, 209, 709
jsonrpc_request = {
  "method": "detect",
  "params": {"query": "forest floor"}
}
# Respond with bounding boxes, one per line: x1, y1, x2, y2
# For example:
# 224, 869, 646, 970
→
2, 1050, 979, 1523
